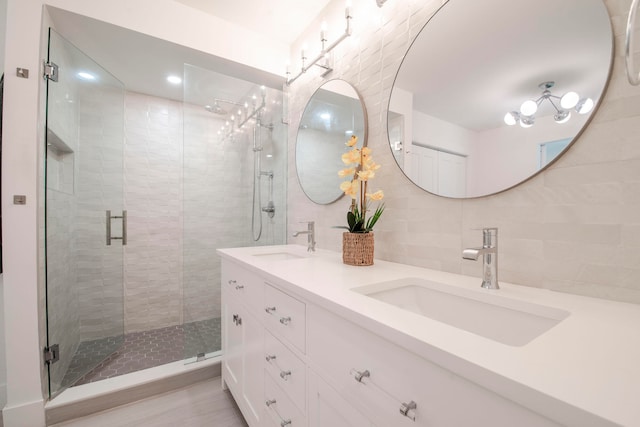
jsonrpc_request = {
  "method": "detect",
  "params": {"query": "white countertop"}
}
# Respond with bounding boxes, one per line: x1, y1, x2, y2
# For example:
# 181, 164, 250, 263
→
217, 244, 640, 426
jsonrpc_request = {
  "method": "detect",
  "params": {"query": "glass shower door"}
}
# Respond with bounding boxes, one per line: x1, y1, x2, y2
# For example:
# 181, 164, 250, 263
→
44, 29, 125, 397
182, 64, 287, 362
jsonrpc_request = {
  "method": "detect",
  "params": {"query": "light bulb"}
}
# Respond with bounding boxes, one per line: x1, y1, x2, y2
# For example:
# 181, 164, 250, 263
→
520, 100, 538, 116
166, 75, 182, 85
554, 111, 571, 124
77, 71, 96, 81
560, 91, 579, 109
576, 98, 594, 114
504, 111, 518, 126
520, 116, 535, 128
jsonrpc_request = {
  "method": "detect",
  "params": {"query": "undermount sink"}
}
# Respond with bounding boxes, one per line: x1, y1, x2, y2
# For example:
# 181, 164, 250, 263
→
352, 278, 570, 346
252, 252, 305, 261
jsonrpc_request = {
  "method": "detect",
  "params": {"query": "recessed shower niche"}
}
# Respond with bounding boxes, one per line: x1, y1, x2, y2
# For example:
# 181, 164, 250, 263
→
46, 129, 75, 195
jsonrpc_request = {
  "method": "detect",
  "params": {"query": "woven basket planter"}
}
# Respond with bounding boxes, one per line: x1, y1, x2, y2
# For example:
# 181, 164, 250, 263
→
342, 232, 374, 266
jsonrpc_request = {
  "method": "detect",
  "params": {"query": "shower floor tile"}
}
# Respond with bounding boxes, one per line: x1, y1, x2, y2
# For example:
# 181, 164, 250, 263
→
62, 317, 221, 387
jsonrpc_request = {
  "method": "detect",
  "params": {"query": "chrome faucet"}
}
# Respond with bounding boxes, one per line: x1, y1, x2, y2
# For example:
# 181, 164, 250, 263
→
292, 221, 316, 252
462, 227, 499, 290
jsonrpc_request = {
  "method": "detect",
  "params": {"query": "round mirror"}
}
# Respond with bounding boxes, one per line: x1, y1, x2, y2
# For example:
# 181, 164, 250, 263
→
388, 0, 613, 198
297, 79, 367, 204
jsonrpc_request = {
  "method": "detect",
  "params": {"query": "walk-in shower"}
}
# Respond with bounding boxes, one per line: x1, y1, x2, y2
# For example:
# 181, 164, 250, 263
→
44, 28, 286, 398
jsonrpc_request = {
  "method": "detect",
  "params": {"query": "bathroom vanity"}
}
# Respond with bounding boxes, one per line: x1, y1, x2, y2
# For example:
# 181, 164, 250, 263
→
218, 245, 639, 426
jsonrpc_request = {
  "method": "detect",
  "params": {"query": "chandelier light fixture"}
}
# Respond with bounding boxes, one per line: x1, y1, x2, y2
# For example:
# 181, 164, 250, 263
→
504, 81, 594, 128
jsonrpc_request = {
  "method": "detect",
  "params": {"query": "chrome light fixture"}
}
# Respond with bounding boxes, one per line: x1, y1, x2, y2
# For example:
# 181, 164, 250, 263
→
286, 5, 352, 85
504, 81, 594, 128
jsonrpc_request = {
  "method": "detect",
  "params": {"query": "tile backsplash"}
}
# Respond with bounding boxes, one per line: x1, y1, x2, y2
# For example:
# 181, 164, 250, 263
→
287, 0, 640, 304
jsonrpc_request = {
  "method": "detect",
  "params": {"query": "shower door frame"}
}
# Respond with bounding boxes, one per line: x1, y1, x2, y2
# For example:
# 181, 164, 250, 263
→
44, 28, 126, 398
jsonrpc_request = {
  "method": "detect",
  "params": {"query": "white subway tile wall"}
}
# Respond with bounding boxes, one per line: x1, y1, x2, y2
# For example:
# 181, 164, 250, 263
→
287, 0, 640, 304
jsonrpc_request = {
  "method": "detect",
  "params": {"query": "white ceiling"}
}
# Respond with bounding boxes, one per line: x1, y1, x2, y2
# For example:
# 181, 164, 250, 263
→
174, 0, 332, 45
47, 1, 331, 106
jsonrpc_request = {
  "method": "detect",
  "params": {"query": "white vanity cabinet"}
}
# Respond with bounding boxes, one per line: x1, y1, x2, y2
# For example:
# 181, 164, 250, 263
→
222, 261, 266, 427
221, 256, 573, 427
308, 370, 373, 427
307, 304, 561, 427
222, 259, 309, 427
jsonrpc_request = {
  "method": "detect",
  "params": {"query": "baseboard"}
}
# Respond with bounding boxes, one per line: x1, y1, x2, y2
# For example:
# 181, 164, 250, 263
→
2, 399, 46, 427
45, 357, 221, 425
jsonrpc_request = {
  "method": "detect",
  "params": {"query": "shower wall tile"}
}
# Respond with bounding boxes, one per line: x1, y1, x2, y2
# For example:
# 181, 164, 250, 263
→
67, 79, 286, 342
123, 92, 183, 334
287, 0, 640, 304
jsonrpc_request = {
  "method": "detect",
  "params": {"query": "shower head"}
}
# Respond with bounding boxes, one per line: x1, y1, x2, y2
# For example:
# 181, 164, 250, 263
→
205, 101, 227, 115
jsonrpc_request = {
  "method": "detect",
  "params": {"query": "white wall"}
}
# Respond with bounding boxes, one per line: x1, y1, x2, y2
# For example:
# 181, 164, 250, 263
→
287, 0, 640, 305
1, 1, 288, 425
0, 0, 8, 415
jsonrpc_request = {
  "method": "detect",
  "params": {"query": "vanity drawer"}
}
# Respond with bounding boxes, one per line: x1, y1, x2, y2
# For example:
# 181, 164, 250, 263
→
264, 371, 305, 427
222, 261, 265, 313
264, 284, 306, 353
265, 331, 306, 413
307, 304, 561, 427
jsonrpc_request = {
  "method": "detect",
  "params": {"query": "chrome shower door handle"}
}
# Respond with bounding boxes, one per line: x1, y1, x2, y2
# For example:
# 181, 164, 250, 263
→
122, 210, 127, 245
106, 210, 111, 245
106, 210, 128, 246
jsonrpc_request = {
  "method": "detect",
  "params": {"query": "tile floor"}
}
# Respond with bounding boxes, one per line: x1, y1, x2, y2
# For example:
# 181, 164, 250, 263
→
62, 318, 221, 387
52, 377, 247, 427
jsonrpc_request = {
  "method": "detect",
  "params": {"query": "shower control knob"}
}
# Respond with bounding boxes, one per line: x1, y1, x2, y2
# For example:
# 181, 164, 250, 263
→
266, 354, 277, 362
265, 399, 277, 407
228, 280, 237, 286
265, 306, 276, 314
235, 284, 244, 290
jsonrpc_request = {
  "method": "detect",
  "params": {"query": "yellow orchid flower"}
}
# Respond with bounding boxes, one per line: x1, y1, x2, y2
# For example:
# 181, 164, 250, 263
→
357, 169, 375, 181
341, 148, 361, 165
367, 190, 384, 201
340, 180, 359, 199
337, 135, 384, 234
338, 167, 355, 178
363, 159, 380, 171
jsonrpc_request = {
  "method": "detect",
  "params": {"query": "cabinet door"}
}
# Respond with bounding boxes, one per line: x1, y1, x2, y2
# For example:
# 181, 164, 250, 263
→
241, 307, 265, 427
309, 370, 373, 427
222, 293, 243, 391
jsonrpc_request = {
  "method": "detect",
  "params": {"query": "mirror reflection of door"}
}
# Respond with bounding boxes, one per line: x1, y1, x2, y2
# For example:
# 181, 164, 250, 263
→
389, 0, 613, 198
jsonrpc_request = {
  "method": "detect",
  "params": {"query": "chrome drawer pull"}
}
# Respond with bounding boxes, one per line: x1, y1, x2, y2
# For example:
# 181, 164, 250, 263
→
400, 400, 417, 421
352, 369, 370, 383
265, 397, 292, 426
265, 306, 276, 314
279, 316, 292, 325
228, 279, 236, 285
279, 370, 292, 380
266, 354, 277, 362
